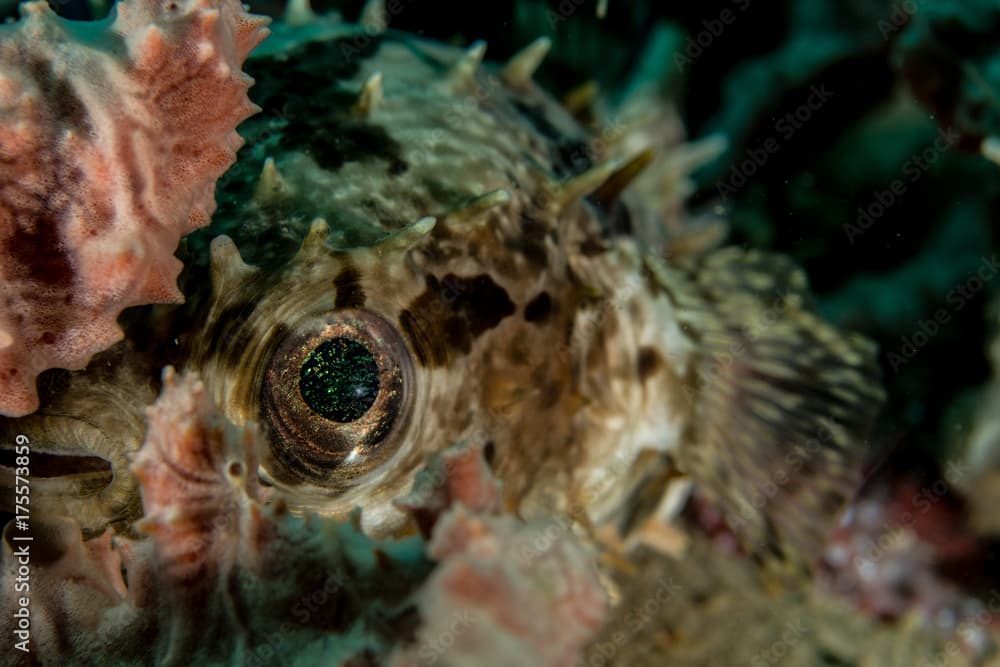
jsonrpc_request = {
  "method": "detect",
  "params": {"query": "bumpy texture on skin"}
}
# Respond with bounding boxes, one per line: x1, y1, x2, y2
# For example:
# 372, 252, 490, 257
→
0, 0, 269, 416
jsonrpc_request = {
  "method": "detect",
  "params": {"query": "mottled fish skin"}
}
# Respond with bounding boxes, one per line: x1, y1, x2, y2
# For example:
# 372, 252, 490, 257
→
167, 24, 886, 564
0, 22, 884, 566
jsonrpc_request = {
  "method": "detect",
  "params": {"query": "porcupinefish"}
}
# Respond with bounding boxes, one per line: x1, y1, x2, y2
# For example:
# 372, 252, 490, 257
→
1, 13, 883, 565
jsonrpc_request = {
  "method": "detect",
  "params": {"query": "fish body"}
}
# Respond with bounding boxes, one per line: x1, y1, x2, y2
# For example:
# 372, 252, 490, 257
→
182, 23, 884, 560
1, 19, 883, 563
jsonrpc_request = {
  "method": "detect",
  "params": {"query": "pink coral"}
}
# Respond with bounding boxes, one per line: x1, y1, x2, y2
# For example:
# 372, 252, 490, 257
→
132, 366, 265, 583
392, 506, 608, 667
393, 443, 608, 667
0, 0, 269, 416
394, 440, 503, 537
0, 515, 156, 664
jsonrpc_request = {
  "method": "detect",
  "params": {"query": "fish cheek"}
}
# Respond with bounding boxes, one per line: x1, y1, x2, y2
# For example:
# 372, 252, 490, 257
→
475, 315, 577, 511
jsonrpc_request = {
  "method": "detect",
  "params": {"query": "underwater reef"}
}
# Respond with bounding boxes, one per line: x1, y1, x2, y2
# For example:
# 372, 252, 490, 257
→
1, 0, 1000, 665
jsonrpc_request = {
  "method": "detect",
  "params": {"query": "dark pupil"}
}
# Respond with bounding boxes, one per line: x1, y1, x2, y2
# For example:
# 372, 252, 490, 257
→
299, 338, 380, 422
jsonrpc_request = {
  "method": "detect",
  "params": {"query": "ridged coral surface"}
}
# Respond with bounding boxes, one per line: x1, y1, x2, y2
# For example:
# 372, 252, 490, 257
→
0, 0, 268, 416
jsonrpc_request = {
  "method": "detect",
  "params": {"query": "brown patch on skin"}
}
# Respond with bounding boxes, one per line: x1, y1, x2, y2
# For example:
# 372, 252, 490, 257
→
523, 291, 553, 324
637, 347, 663, 383
539, 381, 562, 408
333, 266, 366, 309
473, 280, 585, 517
399, 273, 515, 367
506, 215, 549, 268
399, 309, 437, 365
579, 238, 607, 257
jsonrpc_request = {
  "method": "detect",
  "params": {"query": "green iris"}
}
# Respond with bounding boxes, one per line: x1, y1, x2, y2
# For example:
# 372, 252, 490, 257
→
299, 337, 380, 422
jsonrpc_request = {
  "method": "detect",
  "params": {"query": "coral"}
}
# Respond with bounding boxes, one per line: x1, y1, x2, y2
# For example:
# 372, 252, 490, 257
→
1, 369, 431, 665
392, 507, 608, 667
132, 366, 264, 584
393, 440, 503, 537
0, 514, 157, 665
391, 443, 608, 667
127, 368, 432, 665
0, 0, 269, 416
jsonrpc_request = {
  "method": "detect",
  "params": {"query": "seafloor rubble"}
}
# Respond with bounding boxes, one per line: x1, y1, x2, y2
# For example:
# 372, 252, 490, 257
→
588, 536, 1000, 667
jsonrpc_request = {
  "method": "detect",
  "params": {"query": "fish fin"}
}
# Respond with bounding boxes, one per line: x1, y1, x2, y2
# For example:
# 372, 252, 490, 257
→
677, 248, 884, 565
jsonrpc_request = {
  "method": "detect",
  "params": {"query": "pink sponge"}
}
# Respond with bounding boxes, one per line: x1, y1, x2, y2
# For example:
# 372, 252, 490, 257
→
0, 0, 269, 416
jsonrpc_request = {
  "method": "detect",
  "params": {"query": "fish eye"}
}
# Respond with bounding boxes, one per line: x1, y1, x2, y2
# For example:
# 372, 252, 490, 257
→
261, 309, 414, 487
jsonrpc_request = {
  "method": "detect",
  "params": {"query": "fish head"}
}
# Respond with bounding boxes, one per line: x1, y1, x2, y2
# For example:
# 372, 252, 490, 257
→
195, 163, 688, 541
185, 31, 886, 562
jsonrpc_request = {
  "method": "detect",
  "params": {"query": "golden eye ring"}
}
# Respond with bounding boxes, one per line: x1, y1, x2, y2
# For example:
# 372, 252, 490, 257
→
261, 309, 414, 487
